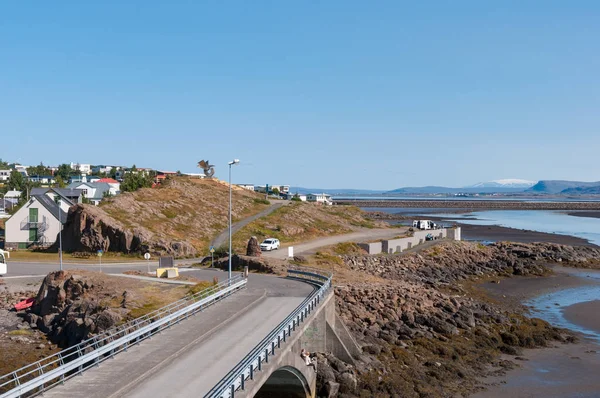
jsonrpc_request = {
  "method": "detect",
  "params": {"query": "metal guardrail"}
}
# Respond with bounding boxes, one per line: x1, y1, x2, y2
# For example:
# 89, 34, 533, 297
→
0, 274, 247, 398
205, 265, 333, 398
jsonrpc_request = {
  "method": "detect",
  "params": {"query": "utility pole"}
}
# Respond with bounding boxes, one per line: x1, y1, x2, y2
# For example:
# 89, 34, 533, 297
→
227, 159, 240, 282
55, 196, 63, 271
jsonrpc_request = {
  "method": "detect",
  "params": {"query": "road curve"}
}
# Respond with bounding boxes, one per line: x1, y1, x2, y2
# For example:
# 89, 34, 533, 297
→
211, 201, 287, 248
39, 269, 314, 398
262, 227, 407, 259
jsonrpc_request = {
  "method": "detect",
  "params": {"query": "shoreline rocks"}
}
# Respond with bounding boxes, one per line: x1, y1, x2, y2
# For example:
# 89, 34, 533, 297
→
316, 241, 592, 397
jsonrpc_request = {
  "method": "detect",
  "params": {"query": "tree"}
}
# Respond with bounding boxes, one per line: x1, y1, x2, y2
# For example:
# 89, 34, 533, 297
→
121, 171, 153, 192
27, 162, 51, 177
56, 164, 72, 181
7, 170, 25, 191
271, 187, 280, 195
55, 176, 66, 188
0, 158, 9, 168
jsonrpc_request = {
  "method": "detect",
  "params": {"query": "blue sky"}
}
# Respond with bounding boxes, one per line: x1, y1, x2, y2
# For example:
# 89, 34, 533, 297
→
1, 1, 599, 189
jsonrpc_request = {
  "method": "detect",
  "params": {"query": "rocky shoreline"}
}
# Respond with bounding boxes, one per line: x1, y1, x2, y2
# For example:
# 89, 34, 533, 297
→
314, 241, 600, 397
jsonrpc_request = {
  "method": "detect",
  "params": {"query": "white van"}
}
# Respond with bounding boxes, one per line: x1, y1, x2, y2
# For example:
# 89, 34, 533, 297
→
0, 250, 8, 276
413, 220, 436, 230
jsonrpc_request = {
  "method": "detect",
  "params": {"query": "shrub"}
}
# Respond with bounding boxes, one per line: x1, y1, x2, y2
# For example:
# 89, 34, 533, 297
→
253, 198, 270, 205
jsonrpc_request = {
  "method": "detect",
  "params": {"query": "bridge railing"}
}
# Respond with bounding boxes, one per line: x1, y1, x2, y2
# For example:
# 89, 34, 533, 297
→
206, 265, 333, 398
0, 274, 247, 398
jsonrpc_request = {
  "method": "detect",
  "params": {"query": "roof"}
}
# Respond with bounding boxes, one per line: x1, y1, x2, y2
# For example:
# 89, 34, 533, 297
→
31, 187, 81, 204
4, 190, 22, 198
33, 194, 68, 223
67, 182, 112, 200
97, 178, 119, 183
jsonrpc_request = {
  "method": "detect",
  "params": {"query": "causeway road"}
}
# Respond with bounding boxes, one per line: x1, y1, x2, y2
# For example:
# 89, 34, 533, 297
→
40, 268, 314, 398
263, 227, 407, 259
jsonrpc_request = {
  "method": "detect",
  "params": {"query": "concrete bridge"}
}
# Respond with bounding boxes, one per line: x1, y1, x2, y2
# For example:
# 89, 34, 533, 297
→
4, 268, 360, 398
231, 289, 360, 398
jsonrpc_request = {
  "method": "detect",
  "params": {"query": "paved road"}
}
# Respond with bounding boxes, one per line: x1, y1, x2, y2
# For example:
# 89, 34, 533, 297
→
211, 201, 288, 248
40, 268, 314, 398
263, 227, 407, 259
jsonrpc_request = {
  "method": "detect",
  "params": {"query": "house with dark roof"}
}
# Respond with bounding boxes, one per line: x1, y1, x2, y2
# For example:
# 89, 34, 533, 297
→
4, 188, 78, 249
66, 181, 120, 205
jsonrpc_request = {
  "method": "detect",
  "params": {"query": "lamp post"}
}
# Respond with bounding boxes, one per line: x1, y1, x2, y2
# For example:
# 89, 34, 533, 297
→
0, 193, 4, 214
55, 196, 63, 271
228, 159, 240, 281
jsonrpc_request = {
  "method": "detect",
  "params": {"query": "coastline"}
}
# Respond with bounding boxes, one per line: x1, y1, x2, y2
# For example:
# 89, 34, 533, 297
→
474, 266, 600, 397
567, 210, 600, 219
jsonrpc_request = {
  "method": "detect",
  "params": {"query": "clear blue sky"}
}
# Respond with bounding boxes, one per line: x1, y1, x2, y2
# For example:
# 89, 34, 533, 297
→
1, 1, 599, 189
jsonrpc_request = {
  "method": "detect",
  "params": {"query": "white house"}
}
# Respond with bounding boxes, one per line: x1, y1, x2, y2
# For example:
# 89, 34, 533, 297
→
5, 189, 78, 249
67, 181, 119, 205
0, 170, 10, 182
306, 193, 333, 205
255, 185, 290, 194
237, 184, 255, 191
70, 163, 92, 174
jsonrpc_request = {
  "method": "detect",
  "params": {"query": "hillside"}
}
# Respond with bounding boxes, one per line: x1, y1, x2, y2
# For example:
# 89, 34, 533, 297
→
60, 177, 271, 257
231, 202, 385, 252
561, 185, 600, 195
527, 180, 600, 194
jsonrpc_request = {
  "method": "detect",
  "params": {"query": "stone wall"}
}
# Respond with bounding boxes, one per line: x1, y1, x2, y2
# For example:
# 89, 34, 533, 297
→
360, 227, 461, 255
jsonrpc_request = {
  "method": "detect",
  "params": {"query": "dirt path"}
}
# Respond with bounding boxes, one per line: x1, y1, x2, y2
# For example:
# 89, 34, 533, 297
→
210, 201, 288, 248
262, 227, 407, 259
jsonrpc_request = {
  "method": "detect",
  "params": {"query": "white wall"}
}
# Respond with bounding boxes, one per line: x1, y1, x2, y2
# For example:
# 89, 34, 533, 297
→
5, 198, 63, 246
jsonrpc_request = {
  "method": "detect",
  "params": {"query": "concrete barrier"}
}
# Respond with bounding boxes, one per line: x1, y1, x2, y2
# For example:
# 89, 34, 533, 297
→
156, 267, 179, 278
359, 227, 461, 255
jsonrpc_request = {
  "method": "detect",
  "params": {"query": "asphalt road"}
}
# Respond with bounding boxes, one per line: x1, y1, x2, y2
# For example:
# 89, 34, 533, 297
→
39, 269, 314, 398
211, 201, 288, 248
262, 227, 407, 259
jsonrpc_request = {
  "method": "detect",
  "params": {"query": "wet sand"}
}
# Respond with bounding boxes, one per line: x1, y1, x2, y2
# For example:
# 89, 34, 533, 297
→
475, 267, 600, 397
567, 210, 600, 219
473, 341, 600, 398
563, 300, 600, 333
459, 224, 596, 247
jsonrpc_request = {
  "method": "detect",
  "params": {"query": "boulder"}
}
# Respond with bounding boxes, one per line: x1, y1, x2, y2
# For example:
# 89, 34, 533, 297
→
246, 236, 262, 257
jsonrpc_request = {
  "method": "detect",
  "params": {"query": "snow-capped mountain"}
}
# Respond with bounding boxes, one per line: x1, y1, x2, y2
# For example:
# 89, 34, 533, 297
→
467, 179, 537, 188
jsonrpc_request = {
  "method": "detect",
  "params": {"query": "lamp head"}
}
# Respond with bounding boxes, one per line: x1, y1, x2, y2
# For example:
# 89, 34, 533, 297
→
228, 159, 240, 166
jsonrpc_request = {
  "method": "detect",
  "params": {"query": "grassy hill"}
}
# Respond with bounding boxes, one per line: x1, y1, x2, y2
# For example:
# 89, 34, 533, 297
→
96, 177, 270, 254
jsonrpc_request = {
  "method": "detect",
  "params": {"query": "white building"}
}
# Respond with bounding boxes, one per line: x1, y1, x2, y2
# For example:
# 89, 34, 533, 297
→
306, 193, 333, 205
0, 170, 10, 182
67, 180, 120, 206
237, 184, 255, 191
255, 185, 290, 194
70, 162, 92, 174
5, 188, 80, 249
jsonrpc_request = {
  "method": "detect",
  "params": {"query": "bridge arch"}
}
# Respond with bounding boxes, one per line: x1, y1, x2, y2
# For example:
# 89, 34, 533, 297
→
254, 366, 312, 398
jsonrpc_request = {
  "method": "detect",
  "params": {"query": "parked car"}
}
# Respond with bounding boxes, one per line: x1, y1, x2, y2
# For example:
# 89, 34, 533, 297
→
260, 238, 280, 251
0, 250, 8, 276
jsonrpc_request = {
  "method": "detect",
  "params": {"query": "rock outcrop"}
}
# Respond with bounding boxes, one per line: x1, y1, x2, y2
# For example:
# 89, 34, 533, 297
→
246, 236, 262, 257
315, 241, 589, 397
57, 204, 197, 257
26, 271, 124, 348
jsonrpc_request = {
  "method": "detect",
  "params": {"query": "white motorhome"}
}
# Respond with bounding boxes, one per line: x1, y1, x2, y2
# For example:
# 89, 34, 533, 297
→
412, 220, 437, 230
0, 249, 8, 275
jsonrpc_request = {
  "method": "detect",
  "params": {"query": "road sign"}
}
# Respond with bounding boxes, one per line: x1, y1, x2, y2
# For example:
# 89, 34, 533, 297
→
209, 246, 215, 253
97, 250, 103, 257
144, 253, 151, 260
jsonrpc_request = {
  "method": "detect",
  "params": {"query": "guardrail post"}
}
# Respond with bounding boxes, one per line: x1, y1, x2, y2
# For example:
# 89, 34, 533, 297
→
278, 335, 281, 348
230, 384, 235, 397
265, 348, 269, 363
240, 373, 245, 390
271, 341, 275, 355
250, 364, 254, 380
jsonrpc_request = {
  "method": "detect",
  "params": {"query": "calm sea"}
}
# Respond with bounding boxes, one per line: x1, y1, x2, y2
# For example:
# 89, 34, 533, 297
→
366, 208, 600, 246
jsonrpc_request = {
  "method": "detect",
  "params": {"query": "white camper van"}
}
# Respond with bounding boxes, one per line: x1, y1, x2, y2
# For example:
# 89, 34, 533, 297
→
0, 250, 8, 275
413, 220, 436, 230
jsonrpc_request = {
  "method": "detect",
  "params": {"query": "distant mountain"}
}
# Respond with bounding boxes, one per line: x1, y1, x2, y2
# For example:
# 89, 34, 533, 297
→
386, 186, 528, 194
467, 179, 536, 189
561, 185, 600, 195
290, 187, 386, 195
527, 180, 600, 194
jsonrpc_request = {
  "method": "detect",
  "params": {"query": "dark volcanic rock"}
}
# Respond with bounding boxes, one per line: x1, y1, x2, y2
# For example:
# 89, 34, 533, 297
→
246, 236, 262, 257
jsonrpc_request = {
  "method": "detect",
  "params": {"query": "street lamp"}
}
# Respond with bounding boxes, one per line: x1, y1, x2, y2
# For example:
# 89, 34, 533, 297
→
228, 159, 240, 281
0, 193, 5, 214
54, 196, 63, 271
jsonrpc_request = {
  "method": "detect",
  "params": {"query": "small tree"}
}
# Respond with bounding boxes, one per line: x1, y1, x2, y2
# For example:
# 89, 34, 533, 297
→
7, 170, 25, 191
